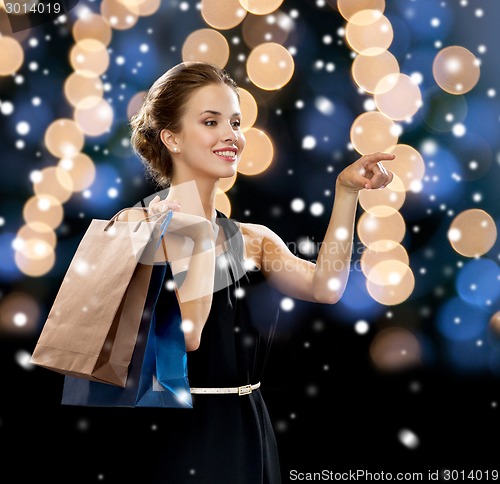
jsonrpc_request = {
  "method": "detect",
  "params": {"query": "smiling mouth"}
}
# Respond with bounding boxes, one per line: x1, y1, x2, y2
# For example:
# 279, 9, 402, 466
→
214, 150, 237, 161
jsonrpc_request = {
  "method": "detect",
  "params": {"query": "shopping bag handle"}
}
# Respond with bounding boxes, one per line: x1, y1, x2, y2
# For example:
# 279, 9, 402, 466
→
104, 207, 172, 233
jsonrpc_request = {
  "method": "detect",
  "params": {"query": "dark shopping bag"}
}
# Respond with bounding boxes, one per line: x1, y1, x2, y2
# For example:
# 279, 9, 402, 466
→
61, 263, 192, 408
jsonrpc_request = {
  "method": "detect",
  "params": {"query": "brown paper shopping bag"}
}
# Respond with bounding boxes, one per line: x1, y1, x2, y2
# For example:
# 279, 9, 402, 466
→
30, 207, 173, 387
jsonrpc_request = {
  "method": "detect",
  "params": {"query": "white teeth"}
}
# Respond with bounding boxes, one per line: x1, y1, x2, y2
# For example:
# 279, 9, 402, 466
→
214, 151, 236, 157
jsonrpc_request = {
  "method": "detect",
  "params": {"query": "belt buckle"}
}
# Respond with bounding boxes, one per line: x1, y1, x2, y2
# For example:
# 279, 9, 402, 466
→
238, 384, 252, 396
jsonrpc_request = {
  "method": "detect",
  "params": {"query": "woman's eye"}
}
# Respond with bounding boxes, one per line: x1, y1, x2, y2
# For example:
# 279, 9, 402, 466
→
205, 120, 217, 126
231, 120, 241, 128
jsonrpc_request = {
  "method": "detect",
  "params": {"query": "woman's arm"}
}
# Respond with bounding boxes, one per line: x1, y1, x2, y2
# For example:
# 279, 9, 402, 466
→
241, 152, 395, 304
147, 196, 216, 351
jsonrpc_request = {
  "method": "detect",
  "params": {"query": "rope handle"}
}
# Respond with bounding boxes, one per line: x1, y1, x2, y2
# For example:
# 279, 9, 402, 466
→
104, 206, 173, 232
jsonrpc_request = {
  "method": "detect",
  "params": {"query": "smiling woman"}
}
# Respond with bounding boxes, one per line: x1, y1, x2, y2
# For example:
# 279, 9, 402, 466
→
104, 61, 394, 483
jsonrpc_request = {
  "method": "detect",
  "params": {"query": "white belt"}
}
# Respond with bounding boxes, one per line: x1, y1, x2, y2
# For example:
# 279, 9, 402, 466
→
190, 382, 261, 396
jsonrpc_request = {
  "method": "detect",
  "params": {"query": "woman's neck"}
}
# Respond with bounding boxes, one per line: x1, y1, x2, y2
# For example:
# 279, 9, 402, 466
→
167, 178, 217, 221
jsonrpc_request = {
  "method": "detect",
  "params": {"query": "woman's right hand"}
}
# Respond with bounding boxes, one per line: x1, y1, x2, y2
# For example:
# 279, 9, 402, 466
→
149, 195, 213, 242
148, 195, 181, 215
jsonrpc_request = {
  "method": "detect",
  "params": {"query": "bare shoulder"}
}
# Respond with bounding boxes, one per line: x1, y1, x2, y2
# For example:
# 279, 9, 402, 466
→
239, 222, 280, 241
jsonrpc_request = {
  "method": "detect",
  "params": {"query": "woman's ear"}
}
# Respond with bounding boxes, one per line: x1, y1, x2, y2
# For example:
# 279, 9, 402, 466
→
160, 129, 180, 154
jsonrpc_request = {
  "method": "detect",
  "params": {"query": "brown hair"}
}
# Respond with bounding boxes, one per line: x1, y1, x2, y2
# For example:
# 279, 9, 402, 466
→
129, 61, 240, 187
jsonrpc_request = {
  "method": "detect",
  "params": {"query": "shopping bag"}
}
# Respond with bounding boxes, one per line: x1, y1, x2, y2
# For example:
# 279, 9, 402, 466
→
61, 263, 193, 408
30, 207, 173, 387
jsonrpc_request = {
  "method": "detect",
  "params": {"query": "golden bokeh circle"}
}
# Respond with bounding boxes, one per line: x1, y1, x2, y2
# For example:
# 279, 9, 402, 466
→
72, 12, 113, 46
44, 118, 85, 158
433, 45, 480, 95
239, 0, 284, 15
337, 0, 385, 20
360, 242, 409, 279
100, 0, 139, 30
385, 144, 426, 192
69, 38, 110, 78
0, 291, 40, 334
74, 98, 114, 137
345, 10, 393, 56
374, 73, 422, 121
366, 263, 415, 305
121, 0, 161, 16
359, 176, 406, 216
241, 9, 292, 49
201, 0, 247, 30
215, 188, 232, 217
369, 326, 421, 370
357, 208, 406, 248
16, 222, 57, 250
15, 247, 56, 277
58, 153, 96, 192
239, 88, 259, 131
246, 42, 295, 91
33, 166, 74, 203
127, 91, 147, 119
0, 36, 24, 76
218, 172, 238, 192
448, 209, 497, 257
23, 195, 64, 229
64, 72, 104, 109
182, 28, 230, 68
237, 128, 274, 175
350, 111, 399, 155
352, 50, 400, 94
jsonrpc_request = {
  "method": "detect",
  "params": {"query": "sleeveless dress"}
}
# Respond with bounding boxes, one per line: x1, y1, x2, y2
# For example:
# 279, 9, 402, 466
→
151, 211, 282, 484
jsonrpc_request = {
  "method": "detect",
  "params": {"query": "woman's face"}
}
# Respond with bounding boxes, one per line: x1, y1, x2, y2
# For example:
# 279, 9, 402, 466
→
170, 83, 246, 183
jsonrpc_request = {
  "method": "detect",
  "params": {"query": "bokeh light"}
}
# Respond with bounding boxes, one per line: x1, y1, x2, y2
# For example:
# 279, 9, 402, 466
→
369, 326, 421, 370
357, 208, 406, 248
182, 28, 230, 67
239, 0, 284, 15
337, 0, 386, 21
432, 45, 481, 95
366, 261, 415, 305
0, 291, 40, 335
22, 195, 64, 229
345, 10, 394, 56
352, 50, 400, 94
74, 98, 114, 136
237, 127, 274, 175
448, 209, 497, 257
44, 119, 85, 158
246, 42, 294, 90
64, 72, 105, 109
100, 0, 139, 29
57, 153, 96, 192
0, 36, 24, 75
69, 39, 110, 78
350, 111, 399, 155
72, 12, 113, 46
201, 0, 246, 30
374, 73, 422, 120
239, 88, 259, 131
241, 9, 293, 49
358, 174, 406, 215
215, 188, 231, 217
385, 144, 426, 192
32, 166, 74, 203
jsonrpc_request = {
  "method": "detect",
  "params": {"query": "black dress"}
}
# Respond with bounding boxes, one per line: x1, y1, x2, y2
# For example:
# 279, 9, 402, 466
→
151, 211, 282, 484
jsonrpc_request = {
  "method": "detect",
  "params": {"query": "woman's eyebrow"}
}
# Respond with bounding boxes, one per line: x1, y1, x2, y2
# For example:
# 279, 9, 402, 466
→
200, 110, 241, 117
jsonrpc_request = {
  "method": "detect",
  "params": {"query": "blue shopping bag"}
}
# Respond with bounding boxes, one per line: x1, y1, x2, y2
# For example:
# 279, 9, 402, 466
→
61, 262, 192, 408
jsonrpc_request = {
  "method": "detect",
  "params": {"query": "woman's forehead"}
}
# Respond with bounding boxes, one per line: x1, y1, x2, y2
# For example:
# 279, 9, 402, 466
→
186, 84, 241, 114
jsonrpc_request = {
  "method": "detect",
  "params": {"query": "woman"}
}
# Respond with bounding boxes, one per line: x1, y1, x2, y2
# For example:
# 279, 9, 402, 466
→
128, 61, 394, 483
